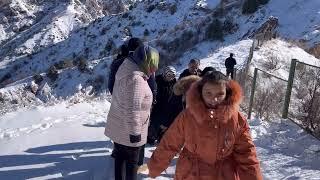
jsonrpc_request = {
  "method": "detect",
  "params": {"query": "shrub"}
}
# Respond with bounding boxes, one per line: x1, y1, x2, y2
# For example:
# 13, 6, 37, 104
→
242, 0, 259, 14
132, 21, 142, 26
258, 0, 270, 5
308, 44, 320, 59
242, 0, 270, 14
0, 73, 12, 84
169, 4, 177, 15
33, 74, 44, 84
223, 18, 239, 34
206, 19, 223, 41
78, 57, 88, 72
181, 30, 194, 42
93, 75, 105, 91
147, 4, 155, 13
100, 26, 111, 35
105, 39, 116, 53
263, 55, 281, 71
144, 29, 150, 36
113, 34, 119, 39
128, 15, 135, 21
47, 65, 58, 81
122, 13, 129, 18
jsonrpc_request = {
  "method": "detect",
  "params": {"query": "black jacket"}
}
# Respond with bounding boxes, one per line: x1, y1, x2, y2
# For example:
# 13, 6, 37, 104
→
178, 69, 202, 79
148, 74, 157, 105
108, 56, 125, 94
150, 75, 183, 128
225, 57, 237, 69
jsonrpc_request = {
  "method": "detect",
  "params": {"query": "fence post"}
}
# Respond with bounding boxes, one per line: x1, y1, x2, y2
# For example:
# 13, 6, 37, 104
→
248, 68, 258, 119
282, 59, 298, 119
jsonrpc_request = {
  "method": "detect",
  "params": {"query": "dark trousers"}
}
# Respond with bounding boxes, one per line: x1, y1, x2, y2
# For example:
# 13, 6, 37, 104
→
226, 68, 234, 79
112, 143, 145, 180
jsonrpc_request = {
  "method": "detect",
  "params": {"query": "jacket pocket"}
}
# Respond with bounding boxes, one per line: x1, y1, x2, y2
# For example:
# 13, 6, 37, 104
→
143, 114, 150, 125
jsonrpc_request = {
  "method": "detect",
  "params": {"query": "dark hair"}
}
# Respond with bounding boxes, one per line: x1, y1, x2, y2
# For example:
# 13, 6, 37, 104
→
198, 71, 229, 97
189, 58, 200, 65
127, 37, 143, 52
200, 66, 216, 77
230, 53, 234, 57
119, 44, 129, 57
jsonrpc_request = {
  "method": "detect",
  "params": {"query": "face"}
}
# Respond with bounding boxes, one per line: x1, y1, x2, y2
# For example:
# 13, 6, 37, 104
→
164, 72, 175, 81
201, 82, 226, 109
188, 62, 199, 75
148, 67, 157, 76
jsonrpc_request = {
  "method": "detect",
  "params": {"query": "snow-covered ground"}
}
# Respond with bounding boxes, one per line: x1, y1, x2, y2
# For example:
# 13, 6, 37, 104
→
1, 99, 319, 180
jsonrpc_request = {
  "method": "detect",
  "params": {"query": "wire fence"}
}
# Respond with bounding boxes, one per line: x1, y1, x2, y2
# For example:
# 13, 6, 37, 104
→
288, 60, 320, 138
238, 58, 320, 139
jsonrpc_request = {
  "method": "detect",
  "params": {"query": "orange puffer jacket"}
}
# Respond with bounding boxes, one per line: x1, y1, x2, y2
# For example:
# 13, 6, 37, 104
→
148, 80, 263, 180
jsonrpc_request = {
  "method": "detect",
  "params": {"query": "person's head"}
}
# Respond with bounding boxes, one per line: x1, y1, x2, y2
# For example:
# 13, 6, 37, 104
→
188, 58, 200, 75
127, 37, 143, 53
162, 66, 176, 82
118, 44, 129, 57
132, 45, 159, 76
200, 66, 216, 77
230, 53, 234, 57
198, 71, 229, 109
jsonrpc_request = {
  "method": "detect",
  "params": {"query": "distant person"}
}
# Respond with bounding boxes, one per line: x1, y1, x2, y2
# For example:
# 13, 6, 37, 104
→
105, 44, 159, 180
178, 59, 202, 79
225, 53, 237, 79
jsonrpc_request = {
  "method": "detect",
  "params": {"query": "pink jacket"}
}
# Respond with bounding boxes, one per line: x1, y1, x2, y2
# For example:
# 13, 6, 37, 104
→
105, 59, 153, 147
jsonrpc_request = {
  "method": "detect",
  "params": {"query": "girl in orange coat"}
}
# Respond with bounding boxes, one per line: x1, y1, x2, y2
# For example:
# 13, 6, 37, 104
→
147, 71, 263, 180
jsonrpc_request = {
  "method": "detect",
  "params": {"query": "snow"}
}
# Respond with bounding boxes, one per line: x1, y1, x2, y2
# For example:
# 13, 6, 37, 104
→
0, 25, 6, 42
252, 39, 320, 79
196, 0, 220, 9
1, 1, 320, 178
1, 100, 320, 180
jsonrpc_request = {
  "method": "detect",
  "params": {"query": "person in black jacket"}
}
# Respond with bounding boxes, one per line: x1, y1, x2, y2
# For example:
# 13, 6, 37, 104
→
108, 44, 129, 94
108, 38, 142, 94
225, 53, 237, 79
147, 66, 183, 144
178, 59, 202, 79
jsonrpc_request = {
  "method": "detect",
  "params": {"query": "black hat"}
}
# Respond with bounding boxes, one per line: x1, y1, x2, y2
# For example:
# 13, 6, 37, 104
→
127, 37, 143, 52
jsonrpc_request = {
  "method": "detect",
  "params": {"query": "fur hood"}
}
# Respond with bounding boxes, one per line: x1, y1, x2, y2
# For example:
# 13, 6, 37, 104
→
186, 80, 243, 124
173, 75, 201, 96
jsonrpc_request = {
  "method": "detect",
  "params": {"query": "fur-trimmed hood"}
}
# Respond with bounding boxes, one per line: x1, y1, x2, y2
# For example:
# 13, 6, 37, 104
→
173, 75, 201, 96
186, 80, 243, 124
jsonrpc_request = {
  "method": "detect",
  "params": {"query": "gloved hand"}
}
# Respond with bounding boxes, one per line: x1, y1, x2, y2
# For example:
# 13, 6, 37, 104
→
129, 134, 141, 143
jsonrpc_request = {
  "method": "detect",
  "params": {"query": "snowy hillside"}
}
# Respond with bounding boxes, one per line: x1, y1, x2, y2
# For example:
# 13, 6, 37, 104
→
0, 0, 320, 111
0, 99, 319, 180
0, 1, 320, 179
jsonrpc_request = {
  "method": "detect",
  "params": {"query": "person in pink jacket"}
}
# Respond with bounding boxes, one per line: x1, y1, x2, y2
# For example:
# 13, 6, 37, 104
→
105, 44, 159, 180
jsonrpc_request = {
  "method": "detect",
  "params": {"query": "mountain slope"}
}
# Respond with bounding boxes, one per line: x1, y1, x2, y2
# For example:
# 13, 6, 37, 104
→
0, 0, 319, 110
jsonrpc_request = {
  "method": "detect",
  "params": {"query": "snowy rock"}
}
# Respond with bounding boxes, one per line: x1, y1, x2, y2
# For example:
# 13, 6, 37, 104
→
30, 81, 39, 94
37, 82, 53, 103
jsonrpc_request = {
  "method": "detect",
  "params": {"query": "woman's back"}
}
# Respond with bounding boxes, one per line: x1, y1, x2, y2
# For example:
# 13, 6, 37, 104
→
105, 59, 153, 147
